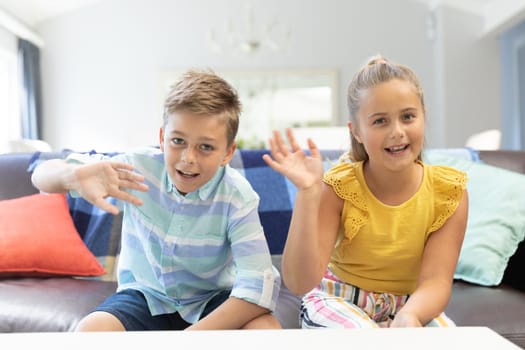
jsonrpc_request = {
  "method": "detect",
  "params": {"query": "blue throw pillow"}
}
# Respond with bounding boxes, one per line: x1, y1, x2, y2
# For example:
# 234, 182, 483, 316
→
424, 151, 525, 286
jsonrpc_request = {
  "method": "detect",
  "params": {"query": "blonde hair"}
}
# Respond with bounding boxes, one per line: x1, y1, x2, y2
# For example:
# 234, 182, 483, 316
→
163, 70, 241, 147
346, 55, 425, 162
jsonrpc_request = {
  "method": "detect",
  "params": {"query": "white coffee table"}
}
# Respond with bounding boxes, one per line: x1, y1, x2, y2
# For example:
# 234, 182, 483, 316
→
1, 327, 520, 350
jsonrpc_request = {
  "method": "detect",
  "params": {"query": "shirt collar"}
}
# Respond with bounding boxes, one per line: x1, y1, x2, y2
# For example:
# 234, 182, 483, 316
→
166, 166, 226, 201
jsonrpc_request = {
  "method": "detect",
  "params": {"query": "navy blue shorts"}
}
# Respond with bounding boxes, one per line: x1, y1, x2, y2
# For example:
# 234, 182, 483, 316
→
94, 289, 231, 331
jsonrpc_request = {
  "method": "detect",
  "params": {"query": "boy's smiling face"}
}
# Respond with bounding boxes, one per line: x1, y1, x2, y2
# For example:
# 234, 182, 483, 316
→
159, 111, 236, 195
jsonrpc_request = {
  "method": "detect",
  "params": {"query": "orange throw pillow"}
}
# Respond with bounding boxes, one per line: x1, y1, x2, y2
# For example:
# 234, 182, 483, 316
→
0, 193, 105, 277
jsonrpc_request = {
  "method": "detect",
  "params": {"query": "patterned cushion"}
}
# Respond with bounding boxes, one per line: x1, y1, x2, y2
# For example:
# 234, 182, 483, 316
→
230, 149, 343, 255
28, 149, 344, 281
67, 195, 122, 281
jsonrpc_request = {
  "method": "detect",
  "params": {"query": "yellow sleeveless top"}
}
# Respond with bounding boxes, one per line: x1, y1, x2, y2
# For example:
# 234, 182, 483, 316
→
323, 161, 467, 295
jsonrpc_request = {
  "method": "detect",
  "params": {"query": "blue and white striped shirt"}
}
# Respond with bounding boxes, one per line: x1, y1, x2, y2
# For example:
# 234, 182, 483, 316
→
67, 147, 280, 323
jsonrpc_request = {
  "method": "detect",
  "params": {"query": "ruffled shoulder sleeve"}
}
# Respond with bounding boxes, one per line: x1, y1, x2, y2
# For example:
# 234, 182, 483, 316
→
428, 164, 468, 232
323, 161, 368, 212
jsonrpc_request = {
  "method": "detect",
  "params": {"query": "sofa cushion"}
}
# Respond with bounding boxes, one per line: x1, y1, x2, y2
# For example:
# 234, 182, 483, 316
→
0, 278, 117, 332
446, 281, 525, 348
229, 149, 343, 255
424, 151, 525, 286
0, 193, 105, 277
67, 196, 122, 281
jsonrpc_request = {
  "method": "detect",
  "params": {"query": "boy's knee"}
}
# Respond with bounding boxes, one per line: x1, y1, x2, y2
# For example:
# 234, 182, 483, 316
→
75, 311, 125, 332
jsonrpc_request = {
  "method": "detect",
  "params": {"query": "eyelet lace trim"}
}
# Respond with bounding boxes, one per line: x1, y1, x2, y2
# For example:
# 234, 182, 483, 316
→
323, 162, 468, 237
428, 165, 468, 232
323, 162, 368, 239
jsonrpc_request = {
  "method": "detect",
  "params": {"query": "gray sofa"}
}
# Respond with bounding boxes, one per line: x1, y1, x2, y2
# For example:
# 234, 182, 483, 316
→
0, 149, 524, 348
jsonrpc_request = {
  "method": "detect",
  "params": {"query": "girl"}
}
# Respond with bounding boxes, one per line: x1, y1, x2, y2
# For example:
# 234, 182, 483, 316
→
263, 55, 468, 328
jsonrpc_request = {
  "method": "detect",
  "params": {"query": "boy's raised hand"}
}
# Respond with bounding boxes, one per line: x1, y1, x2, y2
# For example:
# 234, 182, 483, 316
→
74, 161, 149, 215
262, 128, 324, 190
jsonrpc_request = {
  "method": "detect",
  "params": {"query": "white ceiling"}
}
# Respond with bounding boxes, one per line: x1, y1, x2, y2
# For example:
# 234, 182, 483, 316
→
0, 0, 504, 28
427, 0, 500, 15
0, 0, 103, 27
0, 0, 523, 44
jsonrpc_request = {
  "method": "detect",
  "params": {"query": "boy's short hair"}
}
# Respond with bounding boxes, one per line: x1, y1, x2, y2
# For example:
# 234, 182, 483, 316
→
163, 70, 241, 146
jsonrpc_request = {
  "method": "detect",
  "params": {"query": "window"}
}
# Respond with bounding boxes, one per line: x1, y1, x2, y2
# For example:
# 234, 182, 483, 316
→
161, 69, 338, 148
0, 46, 20, 153
501, 19, 525, 150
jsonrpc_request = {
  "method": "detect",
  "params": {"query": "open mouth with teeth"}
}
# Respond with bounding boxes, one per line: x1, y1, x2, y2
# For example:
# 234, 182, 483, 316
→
177, 169, 199, 178
386, 145, 409, 154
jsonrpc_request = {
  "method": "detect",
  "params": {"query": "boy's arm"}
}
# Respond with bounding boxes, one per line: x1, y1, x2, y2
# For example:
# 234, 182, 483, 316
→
31, 159, 79, 193
31, 158, 148, 215
193, 191, 279, 330
186, 297, 271, 330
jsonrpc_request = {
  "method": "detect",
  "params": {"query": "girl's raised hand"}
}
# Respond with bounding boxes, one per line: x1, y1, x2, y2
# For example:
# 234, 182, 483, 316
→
262, 128, 324, 190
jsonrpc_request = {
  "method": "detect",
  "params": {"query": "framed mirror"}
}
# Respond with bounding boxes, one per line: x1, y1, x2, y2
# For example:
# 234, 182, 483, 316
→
161, 69, 338, 148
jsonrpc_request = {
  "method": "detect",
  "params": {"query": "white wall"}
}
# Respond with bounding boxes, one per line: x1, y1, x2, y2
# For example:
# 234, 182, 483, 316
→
35, 0, 500, 151
435, 5, 501, 148
0, 26, 16, 53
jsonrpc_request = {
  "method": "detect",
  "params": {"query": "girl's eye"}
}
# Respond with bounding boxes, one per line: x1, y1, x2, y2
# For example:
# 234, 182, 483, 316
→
171, 138, 185, 145
403, 113, 416, 121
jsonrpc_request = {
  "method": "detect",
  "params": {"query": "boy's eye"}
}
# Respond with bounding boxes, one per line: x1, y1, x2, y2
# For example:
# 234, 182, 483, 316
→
200, 144, 214, 151
372, 118, 386, 125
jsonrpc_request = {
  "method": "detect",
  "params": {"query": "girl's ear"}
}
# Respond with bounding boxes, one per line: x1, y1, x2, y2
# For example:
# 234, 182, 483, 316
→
348, 122, 362, 144
159, 127, 165, 151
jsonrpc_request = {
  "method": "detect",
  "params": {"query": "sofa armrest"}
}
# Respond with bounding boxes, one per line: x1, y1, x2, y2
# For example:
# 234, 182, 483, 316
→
0, 153, 38, 200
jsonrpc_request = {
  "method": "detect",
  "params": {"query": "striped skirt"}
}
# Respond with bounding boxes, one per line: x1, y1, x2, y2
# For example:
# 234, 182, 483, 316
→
301, 269, 455, 329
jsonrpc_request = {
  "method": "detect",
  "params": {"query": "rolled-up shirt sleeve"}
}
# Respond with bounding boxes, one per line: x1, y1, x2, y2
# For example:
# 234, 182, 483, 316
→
228, 197, 281, 311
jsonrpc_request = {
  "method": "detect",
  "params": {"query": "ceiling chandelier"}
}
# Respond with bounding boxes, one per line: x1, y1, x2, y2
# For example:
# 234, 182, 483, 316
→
208, 0, 290, 56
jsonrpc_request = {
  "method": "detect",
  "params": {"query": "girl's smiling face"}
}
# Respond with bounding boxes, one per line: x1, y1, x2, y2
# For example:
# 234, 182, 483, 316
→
350, 78, 425, 172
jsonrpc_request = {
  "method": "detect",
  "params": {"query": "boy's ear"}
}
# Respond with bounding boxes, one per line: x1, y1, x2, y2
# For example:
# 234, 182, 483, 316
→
159, 127, 165, 151
348, 122, 362, 144
221, 142, 237, 166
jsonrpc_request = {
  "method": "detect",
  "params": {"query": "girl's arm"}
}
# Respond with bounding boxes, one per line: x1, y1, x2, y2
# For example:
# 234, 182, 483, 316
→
281, 182, 341, 295
263, 129, 341, 295
391, 189, 469, 327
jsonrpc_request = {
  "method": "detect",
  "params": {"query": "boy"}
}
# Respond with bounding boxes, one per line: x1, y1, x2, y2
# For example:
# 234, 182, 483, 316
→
31, 70, 281, 331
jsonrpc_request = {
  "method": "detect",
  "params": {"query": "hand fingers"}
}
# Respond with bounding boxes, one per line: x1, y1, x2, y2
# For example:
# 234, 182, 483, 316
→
109, 187, 144, 206
267, 133, 286, 163
108, 161, 146, 184
267, 136, 279, 159
285, 128, 301, 152
306, 138, 321, 158
110, 162, 135, 172
118, 179, 149, 192
114, 168, 149, 192
93, 197, 120, 215
89, 186, 144, 215
262, 153, 284, 174
115, 168, 143, 181
117, 172, 148, 191
273, 130, 290, 156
